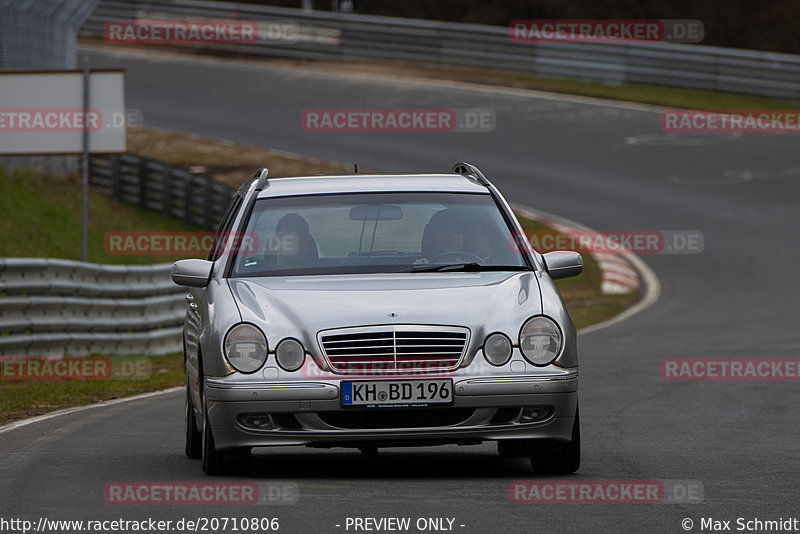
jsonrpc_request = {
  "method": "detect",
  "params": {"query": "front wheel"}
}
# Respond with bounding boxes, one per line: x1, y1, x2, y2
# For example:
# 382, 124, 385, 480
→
201, 404, 251, 475
202, 407, 227, 475
497, 439, 532, 457
185, 378, 202, 459
530, 408, 581, 474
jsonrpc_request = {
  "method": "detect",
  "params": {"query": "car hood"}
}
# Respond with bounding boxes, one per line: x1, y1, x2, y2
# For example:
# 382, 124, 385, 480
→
228, 272, 542, 353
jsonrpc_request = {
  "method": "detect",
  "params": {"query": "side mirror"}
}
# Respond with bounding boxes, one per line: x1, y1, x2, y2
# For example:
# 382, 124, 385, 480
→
543, 251, 583, 280
171, 259, 213, 287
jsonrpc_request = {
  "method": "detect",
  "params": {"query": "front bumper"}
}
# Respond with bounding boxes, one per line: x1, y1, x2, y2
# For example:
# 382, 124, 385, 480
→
204, 372, 578, 450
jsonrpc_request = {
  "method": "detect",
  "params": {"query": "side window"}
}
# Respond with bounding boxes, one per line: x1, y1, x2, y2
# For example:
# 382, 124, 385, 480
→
207, 195, 243, 262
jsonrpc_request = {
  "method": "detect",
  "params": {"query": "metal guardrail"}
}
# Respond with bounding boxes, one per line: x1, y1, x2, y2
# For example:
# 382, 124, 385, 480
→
0, 258, 185, 357
89, 154, 234, 231
80, 0, 800, 101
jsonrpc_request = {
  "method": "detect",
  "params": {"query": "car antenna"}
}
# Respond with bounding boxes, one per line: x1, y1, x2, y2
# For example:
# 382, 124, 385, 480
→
354, 163, 359, 173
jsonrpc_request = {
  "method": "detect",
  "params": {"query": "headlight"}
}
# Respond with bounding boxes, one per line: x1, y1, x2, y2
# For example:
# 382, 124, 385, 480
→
276, 338, 305, 372
483, 333, 512, 366
519, 316, 562, 366
224, 323, 268, 373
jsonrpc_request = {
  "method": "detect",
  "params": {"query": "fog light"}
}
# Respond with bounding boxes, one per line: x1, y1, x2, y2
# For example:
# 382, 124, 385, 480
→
519, 406, 554, 423
237, 413, 274, 430
483, 332, 512, 366
276, 338, 305, 372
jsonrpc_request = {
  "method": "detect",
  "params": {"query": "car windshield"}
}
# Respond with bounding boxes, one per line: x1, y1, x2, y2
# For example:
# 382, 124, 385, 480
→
229, 191, 530, 277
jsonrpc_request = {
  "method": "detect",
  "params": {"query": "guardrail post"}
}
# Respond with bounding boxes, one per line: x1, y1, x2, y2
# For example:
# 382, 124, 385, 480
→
162, 165, 173, 218
184, 174, 196, 226
110, 155, 121, 199
138, 156, 148, 209
203, 178, 214, 230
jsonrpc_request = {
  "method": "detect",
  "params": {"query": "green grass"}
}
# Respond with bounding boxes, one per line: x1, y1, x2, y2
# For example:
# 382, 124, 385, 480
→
0, 353, 183, 425
0, 167, 204, 264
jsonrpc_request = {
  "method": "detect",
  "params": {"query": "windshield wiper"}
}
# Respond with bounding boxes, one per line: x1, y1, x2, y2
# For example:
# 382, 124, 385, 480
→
408, 263, 529, 273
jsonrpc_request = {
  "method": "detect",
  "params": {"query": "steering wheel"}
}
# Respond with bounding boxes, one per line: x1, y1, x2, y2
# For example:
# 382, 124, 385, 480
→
429, 250, 484, 264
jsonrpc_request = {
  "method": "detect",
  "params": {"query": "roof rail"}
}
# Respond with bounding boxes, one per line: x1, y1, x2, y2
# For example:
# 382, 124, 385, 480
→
453, 162, 490, 187
253, 167, 270, 191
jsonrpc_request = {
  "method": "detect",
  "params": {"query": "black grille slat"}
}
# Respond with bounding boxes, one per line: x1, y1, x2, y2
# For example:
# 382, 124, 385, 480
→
397, 349, 462, 353
327, 360, 397, 365
325, 340, 394, 347
323, 332, 393, 342
326, 347, 395, 355
396, 332, 465, 338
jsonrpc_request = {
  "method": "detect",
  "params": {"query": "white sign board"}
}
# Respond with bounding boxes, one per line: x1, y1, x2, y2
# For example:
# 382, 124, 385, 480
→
0, 70, 126, 155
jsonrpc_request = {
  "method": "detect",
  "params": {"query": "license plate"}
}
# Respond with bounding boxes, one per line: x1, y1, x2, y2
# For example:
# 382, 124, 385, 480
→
341, 379, 452, 407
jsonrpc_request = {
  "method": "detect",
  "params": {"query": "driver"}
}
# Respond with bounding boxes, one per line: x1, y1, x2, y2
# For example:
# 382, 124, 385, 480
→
274, 213, 319, 267
416, 209, 466, 264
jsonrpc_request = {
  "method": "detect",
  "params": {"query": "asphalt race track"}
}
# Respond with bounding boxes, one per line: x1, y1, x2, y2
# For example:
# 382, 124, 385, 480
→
1, 46, 798, 533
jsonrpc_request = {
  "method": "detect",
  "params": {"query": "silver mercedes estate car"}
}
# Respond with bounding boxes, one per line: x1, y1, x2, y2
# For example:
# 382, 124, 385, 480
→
172, 162, 584, 475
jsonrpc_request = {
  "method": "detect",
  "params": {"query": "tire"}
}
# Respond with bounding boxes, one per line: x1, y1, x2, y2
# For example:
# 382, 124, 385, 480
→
227, 447, 253, 474
202, 403, 228, 476
201, 404, 251, 475
497, 439, 533, 457
530, 407, 581, 474
184, 379, 202, 459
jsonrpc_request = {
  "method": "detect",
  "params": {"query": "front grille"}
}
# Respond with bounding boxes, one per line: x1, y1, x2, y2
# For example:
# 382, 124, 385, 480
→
318, 325, 469, 373
319, 408, 475, 429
